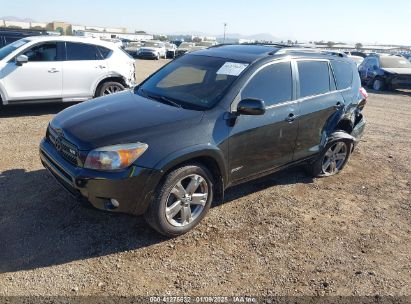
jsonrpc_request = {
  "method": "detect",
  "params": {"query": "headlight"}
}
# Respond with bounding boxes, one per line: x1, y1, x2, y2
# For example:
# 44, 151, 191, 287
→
84, 142, 148, 171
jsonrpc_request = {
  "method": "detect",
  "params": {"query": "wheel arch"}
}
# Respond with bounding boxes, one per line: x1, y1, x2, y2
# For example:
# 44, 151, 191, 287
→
93, 74, 128, 97
153, 146, 228, 204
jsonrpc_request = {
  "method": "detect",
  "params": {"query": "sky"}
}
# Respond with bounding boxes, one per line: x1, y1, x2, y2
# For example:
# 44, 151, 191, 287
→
1, 0, 410, 45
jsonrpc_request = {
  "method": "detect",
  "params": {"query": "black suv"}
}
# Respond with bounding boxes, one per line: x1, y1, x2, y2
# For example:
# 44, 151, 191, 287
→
359, 54, 411, 91
40, 45, 367, 236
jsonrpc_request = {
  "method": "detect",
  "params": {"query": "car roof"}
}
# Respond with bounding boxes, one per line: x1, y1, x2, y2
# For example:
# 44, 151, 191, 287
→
191, 44, 280, 63
24, 35, 118, 49
190, 44, 349, 63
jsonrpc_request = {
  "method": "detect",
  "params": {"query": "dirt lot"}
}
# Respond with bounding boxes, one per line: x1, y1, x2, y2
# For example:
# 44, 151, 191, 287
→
0, 59, 410, 297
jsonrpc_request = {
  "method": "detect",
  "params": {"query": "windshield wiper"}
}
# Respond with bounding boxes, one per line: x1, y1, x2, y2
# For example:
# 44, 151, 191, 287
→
139, 88, 182, 108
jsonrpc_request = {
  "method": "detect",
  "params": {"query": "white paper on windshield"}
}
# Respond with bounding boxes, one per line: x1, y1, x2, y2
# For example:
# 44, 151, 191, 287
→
217, 62, 249, 76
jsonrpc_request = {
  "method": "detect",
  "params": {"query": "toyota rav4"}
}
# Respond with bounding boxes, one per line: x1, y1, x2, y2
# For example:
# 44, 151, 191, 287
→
40, 45, 367, 236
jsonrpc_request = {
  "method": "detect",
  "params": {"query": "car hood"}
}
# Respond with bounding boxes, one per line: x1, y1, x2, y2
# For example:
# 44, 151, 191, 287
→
381, 68, 411, 75
51, 91, 204, 150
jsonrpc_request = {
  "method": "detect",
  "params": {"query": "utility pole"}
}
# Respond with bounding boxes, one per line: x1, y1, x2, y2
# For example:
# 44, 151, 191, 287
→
223, 22, 227, 44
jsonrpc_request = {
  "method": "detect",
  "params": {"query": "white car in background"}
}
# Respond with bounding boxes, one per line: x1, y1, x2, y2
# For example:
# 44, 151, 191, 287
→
137, 41, 166, 60
164, 42, 177, 59
0, 36, 135, 107
175, 42, 196, 57
347, 55, 364, 67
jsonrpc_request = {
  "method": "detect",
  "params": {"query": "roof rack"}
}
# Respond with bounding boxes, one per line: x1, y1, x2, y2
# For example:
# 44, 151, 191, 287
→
207, 42, 293, 49
273, 48, 347, 57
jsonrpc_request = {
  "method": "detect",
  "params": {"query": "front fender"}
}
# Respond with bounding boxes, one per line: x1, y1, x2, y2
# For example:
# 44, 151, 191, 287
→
153, 144, 228, 188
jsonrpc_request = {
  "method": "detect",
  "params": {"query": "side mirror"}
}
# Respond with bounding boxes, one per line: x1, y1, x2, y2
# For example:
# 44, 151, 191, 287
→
237, 98, 266, 116
16, 55, 28, 65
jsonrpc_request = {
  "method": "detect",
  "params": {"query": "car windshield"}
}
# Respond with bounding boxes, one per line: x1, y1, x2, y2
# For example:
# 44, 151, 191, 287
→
136, 55, 249, 110
380, 56, 411, 68
0, 38, 30, 60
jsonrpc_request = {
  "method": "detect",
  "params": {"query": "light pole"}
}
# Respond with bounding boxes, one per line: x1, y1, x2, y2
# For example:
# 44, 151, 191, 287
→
223, 23, 227, 44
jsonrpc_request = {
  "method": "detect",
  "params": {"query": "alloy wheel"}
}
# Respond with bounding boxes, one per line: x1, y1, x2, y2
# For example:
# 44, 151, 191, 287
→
103, 85, 122, 95
165, 174, 208, 227
321, 142, 348, 176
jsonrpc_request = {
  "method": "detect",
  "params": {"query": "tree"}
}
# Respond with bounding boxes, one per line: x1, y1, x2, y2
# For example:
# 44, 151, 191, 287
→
192, 37, 202, 43
355, 43, 363, 50
327, 41, 335, 48
135, 30, 147, 34
56, 27, 65, 35
31, 26, 45, 30
6, 25, 22, 29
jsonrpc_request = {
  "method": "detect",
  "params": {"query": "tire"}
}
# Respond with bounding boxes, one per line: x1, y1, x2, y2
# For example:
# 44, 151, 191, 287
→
96, 81, 125, 97
144, 164, 214, 237
307, 138, 352, 178
372, 78, 385, 91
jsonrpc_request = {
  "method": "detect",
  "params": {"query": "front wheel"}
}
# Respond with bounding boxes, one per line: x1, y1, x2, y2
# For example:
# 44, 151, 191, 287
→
307, 139, 352, 177
372, 78, 385, 91
144, 164, 214, 237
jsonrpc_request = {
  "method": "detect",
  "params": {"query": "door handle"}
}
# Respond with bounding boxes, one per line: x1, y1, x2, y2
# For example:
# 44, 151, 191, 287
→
285, 113, 298, 123
334, 102, 344, 110
96, 65, 107, 69
48, 68, 59, 73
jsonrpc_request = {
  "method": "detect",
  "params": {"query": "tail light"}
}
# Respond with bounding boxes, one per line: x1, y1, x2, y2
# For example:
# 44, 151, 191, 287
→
358, 87, 368, 110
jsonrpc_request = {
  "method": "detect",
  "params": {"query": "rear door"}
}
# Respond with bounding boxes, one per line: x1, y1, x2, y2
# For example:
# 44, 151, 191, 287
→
61, 42, 108, 100
3, 41, 63, 101
228, 60, 300, 181
293, 59, 345, 160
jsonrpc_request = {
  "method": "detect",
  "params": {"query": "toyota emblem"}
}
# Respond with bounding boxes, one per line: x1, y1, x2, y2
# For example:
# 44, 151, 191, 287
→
55, 137, 62, 152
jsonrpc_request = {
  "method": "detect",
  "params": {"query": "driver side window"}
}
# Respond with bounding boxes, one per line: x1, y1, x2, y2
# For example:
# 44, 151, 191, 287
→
23, 43, 57, 62
242, 62, 293, 107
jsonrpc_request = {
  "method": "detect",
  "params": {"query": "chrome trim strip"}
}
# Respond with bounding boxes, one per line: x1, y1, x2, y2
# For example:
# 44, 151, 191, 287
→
265, 87, 351, 110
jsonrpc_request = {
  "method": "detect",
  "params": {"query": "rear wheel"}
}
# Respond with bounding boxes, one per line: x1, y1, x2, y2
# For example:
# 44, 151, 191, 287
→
307, 139, 352, 177
96, 81, 125, 97
144, 164, 214, 237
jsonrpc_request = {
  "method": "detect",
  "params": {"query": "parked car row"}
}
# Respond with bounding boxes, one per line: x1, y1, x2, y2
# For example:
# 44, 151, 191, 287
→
124, 39, 218, 60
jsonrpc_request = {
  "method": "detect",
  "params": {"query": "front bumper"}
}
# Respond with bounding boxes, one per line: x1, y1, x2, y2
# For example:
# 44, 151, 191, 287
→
387, 76, 411, 89
39, 138, 161, 215
138, 52, 158, 59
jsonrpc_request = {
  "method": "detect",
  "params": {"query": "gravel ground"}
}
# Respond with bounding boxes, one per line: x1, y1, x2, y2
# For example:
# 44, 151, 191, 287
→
0, 59, 410, 297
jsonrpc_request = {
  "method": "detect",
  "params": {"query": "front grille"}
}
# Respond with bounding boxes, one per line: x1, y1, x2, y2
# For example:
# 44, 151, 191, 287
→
140, 52, 155, 56
47, 126, 79, 166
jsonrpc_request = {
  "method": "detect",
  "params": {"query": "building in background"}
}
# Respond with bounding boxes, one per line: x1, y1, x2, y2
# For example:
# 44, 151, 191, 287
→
73, 30, 153, 41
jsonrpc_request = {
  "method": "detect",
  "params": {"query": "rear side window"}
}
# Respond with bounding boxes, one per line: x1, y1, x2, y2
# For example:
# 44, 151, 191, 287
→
97, 46, 112, 59
66, 42, 101, 60
298, 61, 330, 98
242, 62, 293, 106
331, 60, 353, 90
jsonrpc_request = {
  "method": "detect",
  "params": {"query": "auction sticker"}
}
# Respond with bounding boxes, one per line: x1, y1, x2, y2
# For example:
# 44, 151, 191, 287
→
217, 62, 249, 76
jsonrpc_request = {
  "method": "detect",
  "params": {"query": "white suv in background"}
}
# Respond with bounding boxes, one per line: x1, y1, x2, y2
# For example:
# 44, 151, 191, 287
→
0, 36, 135, 107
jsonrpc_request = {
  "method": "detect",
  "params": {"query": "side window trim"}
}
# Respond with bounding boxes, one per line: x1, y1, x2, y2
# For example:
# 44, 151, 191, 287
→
230, 59, 294, 112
